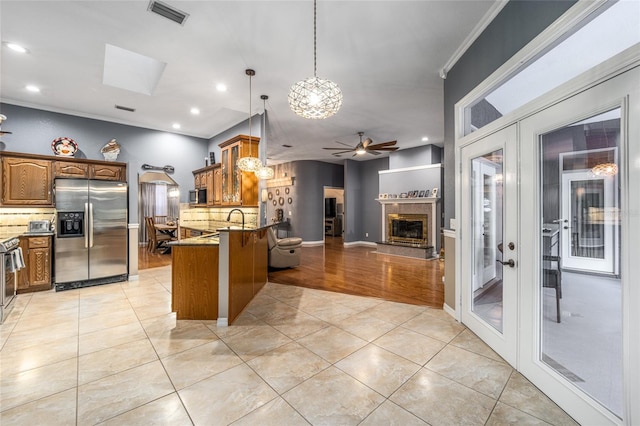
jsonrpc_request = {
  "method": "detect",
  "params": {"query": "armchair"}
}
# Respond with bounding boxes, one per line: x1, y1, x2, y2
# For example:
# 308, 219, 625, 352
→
267, 227, 302, 268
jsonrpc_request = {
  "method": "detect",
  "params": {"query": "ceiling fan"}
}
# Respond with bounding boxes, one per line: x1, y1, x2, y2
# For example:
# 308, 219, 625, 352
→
323, 132, 398, 157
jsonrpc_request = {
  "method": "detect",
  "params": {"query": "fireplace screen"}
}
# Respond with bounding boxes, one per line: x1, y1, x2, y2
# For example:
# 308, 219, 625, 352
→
387, 214, 428, 246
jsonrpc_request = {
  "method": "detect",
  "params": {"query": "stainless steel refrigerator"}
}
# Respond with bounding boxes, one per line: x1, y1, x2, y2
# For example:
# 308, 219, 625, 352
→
54, 179, 128, 290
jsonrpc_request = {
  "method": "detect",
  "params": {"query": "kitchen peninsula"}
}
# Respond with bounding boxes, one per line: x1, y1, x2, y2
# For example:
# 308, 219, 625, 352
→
170, 224, 269, 326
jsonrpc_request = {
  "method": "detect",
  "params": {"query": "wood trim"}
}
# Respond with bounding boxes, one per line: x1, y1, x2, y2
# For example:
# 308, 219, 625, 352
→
0, 150, 126, 168
218, 134, 260, 149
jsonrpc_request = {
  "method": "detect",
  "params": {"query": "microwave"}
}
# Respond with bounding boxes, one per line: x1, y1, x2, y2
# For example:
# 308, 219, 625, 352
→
189, 189, 207, 204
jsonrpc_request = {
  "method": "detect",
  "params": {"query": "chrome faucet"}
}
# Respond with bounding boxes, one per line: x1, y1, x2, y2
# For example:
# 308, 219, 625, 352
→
226, 208, 245, 229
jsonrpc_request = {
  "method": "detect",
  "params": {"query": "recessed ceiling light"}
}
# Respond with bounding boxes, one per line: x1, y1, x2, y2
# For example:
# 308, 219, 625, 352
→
172, 123, 181, 130
190, 107, 200, 115
26, 85, 40, 93
5, 42, 29, 53
421, 136, 429, 142
216, 83, 227, 92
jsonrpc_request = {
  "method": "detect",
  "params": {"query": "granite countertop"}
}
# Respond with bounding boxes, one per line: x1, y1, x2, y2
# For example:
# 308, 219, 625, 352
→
171, 223, 276, 246
170, 233, 220, 246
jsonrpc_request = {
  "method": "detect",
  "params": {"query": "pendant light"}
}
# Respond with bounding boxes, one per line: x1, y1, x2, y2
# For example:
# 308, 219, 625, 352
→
288, 0, 342, 119
255, 94, 274, 180
591, 122, 618, 177
237, 69, 262, 173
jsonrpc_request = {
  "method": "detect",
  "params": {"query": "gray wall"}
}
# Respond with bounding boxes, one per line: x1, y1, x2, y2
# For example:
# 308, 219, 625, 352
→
442, 0, 576, 229
265, 160, 344, 242
390, 145, 442, 169
344, 157, 389, 243
0, 103, 209, 220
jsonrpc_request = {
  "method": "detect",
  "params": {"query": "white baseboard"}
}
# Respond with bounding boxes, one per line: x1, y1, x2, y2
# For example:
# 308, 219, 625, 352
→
302, 240, 324, 247
443, 303, 456, 318
128, 274, 139, 281
216, 318, 228, 327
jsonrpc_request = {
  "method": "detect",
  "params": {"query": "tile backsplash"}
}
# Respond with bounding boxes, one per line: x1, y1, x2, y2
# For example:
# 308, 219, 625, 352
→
0, 208, 56, 233
179, 204, 258, 229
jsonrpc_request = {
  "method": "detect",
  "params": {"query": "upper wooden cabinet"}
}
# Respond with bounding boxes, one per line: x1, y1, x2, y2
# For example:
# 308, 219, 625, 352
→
219, 135, 259, 206
55, 161, 89, 178
192, 163, 222, 206
89, 163, 125, 181
1, 151, 127, 206
1, 156, 53, 206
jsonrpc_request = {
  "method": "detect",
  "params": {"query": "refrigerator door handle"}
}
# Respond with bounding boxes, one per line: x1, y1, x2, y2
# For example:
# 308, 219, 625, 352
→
89, 203, 94, 248
84, 203, 89, 248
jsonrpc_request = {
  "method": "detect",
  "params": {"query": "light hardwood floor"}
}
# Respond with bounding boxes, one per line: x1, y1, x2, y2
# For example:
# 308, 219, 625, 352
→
140, 237, 445, 309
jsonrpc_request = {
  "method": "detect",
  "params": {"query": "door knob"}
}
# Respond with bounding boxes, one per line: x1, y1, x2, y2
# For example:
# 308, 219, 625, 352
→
508, 242, 515, 250
497, 259, 516, 268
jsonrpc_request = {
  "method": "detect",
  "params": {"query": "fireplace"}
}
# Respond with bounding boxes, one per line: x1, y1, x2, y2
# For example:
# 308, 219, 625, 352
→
387, 214, 428, 246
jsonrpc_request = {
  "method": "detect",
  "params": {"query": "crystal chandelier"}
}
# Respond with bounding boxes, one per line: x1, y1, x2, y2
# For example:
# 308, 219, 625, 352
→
592, 162, 618, 176
288, 0, 342, 119
255, 166, 274, 180
237, 69, 261, 172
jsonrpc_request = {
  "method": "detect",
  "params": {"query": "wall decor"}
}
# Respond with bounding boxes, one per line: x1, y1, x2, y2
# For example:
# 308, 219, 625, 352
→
418, 190, 426, 197
52, 137, 78, 156
100, 138, 120, 161
268, 192, 273, 200
425, 189, 431, 197
272, 200, 277, 206
275, 189, 280, 196
288, 197, 292, 204
285, 187, 290, 194
432, 187, 439, 197
400, 193, 408, 198
278, 197, 285, 206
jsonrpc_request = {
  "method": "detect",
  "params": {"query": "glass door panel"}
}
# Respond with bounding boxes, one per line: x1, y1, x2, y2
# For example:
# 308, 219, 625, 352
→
539, 108, 622, 417
460, 124, 517, 365
471, 151, 504, 332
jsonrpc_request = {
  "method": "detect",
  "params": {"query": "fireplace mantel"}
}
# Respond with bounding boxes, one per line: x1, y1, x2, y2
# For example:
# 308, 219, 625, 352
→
376, 197, 438, 205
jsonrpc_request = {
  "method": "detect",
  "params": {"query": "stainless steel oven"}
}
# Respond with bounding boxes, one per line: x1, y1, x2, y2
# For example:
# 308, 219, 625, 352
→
1, 236, 22, 324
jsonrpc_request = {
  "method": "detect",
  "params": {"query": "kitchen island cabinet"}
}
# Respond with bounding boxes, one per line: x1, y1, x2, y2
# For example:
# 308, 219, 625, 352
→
170, 225, 270, 324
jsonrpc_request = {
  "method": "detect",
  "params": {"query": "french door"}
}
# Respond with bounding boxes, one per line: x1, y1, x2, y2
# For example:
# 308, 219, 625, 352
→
460, 124, 518, 366
458, 64, 639, 424
518, 66, 639, 424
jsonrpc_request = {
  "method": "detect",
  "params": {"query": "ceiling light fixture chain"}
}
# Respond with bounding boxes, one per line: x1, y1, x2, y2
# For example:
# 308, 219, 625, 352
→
288, 0, 342, 120
255, 94, 274, 180
237, 69, 262, 173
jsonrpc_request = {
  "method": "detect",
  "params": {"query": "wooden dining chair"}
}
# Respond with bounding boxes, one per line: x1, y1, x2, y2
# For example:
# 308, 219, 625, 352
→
145, 216, 172, 253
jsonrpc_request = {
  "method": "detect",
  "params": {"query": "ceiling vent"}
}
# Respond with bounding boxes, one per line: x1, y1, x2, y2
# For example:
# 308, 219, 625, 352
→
148, 0, 189, 25
115, 105, 136, 112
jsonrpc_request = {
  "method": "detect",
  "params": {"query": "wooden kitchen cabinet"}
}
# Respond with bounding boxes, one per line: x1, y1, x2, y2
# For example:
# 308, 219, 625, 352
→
1, 152, 127, 207
1, 156, 54, 206
89, 163, 125, 181
219, 134, 259, 206
17, 235, 52, 293
192, 164, 222, 206
55, 161, 89, 178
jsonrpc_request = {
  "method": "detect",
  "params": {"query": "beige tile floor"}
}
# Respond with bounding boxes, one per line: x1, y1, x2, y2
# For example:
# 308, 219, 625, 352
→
0, 266, 578, 426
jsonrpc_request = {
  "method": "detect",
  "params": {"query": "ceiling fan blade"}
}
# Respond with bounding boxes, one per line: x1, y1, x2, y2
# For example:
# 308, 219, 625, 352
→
335, 141, 353, 148
330, 150, 354, 156
368, 150, 381, 155
362, 137, 373, 148
323, 147, 355, 151
372, 147, 399, 152
367, 141, 397, 150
